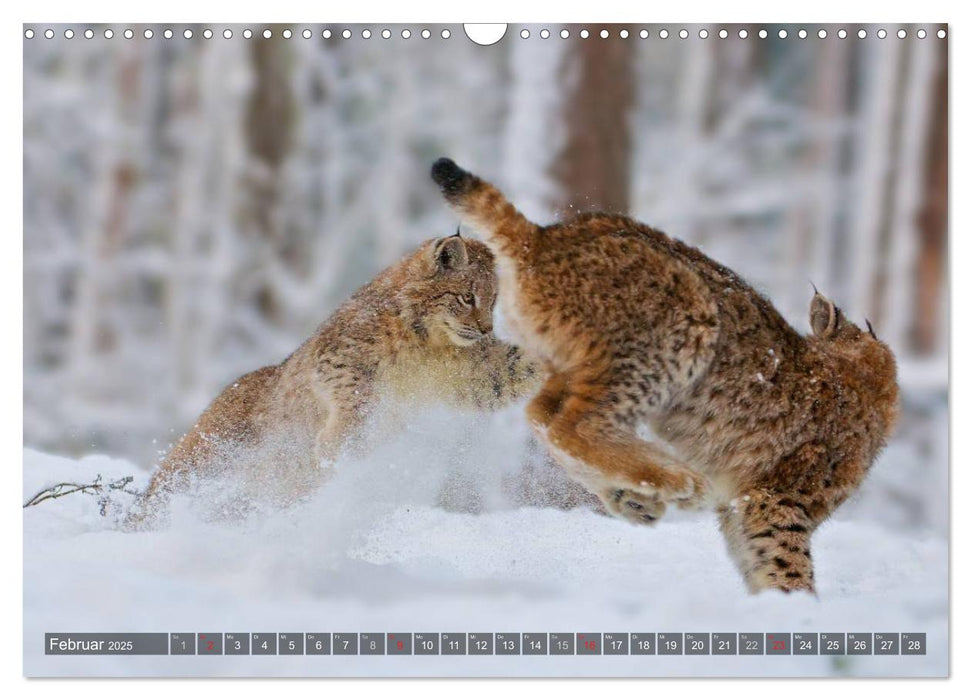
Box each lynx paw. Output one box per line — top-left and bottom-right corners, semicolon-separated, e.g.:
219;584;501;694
601;469;710;523
663;469;710;510
603;488;667;525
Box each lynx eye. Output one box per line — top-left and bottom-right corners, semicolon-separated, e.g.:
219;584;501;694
457;293;476;308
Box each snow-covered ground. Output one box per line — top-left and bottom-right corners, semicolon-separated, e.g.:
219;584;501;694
23;409;948;678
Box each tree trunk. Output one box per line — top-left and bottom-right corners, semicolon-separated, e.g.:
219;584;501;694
782;36;851;318
549;26;634;215
911;33;948;356
881;34;937;351
241;36;295;322
69;35;142;391
845;34;903;324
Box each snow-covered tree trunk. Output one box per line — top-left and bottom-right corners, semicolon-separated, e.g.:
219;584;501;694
373;40;414;267
68;35;142;397
166;43;207;414
784;36;852;317
240;36;295;325
644;27;714;243
845;30;903;325
881;36;937;353
502;28;566;223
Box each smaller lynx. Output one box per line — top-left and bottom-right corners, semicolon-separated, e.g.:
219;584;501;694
131;233;540;525
432;157;900;594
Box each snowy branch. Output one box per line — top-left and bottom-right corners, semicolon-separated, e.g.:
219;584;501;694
23;474;142;516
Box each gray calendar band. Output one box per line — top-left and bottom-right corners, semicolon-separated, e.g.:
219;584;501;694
46;633;169;655
43;631;928;656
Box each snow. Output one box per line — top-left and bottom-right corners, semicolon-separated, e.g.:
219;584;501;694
23;428;948;677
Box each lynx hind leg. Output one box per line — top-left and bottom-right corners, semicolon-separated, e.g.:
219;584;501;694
124;365;280;530
122;435;209;530
718;492;817;594
530;380;708;525
527;375;667;524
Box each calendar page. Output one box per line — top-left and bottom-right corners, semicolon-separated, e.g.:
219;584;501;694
22;20;949;678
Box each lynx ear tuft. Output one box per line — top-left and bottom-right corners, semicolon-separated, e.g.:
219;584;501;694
432;234;469;273
809;292;838;338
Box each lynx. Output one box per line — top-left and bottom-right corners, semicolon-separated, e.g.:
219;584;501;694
431;157;899;594
130;233;541;526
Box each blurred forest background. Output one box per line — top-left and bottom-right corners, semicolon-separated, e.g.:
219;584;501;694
23;24;948;532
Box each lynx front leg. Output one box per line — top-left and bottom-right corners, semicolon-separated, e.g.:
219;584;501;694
455;340;544;411
718;491;817;594
528;380;708;524
526;374;666;523
524;371;569;430
313;401;367;463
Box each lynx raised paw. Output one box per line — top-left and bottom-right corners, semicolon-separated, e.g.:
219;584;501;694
602;488;667;525
663;468;711;510
601;468;710;523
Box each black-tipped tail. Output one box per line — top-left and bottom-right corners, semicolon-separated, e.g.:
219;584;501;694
430;158;536;252
431;157;477;198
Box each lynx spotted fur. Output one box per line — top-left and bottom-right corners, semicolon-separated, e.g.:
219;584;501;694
432;157;899;594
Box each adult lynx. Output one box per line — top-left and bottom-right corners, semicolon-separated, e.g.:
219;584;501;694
432;157;899;594
130;233;540;526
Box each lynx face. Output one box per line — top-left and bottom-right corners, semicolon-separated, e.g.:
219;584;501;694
415;234;498;348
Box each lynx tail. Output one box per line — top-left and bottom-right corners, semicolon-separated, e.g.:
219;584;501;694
431;158;537;253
